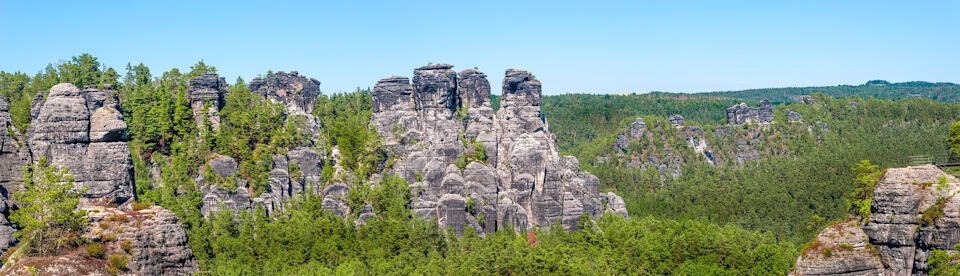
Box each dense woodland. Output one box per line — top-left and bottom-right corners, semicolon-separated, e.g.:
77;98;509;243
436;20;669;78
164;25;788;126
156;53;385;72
698;80;960;104
3;54;960;274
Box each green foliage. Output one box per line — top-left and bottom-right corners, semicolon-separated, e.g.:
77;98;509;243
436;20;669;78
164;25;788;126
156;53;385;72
107;253;128;274
950;122;960;162
928;243;960;276
85;243;105;259
313;89;381;177
0;53;121;131
10;158;88;257
850;160;882;220
558;94;960;244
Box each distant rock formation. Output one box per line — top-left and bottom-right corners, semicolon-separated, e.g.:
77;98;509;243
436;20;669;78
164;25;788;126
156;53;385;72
668;114;684;127
26;83;134;207
792;165;960;275
726;100;773;125
370;65;629;236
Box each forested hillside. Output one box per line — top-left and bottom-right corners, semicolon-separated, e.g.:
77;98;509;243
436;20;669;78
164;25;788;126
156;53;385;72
538;92;960;245
697;80;960;104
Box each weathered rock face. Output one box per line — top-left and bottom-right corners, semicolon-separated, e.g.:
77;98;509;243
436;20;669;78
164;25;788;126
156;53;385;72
370;66;629;236
248;71;323;144
791;220;887;276
1;206;199;276
249;71;321;116
188;73;228;130
0;96;25;254
26;83;134;206
726;99;774;125
793;165;960;275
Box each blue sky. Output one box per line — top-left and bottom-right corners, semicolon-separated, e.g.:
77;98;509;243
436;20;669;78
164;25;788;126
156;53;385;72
1;1;957;95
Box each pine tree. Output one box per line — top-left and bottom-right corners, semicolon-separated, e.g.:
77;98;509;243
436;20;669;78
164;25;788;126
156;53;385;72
173;87;196;138
10;158;87;257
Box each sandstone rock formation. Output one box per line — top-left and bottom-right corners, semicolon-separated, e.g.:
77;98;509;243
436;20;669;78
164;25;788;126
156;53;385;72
188;73;228;130
26;83;134;206
793;165;960;275
791;220;887;276
370;65;629;236
0;205;199;276
249;71;321;116
726;99;774;125
0;96;25;253
249;71;323;144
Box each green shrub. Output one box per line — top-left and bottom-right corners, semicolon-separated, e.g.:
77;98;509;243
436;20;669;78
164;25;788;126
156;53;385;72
85;243;105;259
132;201;153;212
107;254;128;274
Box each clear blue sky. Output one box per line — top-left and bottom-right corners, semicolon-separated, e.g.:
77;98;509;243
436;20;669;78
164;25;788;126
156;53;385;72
1;1;957;95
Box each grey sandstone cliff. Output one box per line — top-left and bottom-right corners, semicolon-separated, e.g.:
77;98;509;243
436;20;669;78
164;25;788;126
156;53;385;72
370;65;629;236
188;73;228;130
26;83;134;206
0;96;27;253
792;165;960;275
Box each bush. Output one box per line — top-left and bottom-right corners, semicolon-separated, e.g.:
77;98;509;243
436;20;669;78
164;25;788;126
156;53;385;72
103;233;118;242
121;240;132;253
107;254;128;274
85;243;105;259
132;201;153;211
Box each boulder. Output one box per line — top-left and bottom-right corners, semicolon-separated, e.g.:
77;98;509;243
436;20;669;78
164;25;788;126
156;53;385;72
790;220;887;276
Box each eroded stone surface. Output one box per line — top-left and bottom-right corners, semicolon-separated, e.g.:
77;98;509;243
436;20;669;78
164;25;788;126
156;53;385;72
370;66;629;236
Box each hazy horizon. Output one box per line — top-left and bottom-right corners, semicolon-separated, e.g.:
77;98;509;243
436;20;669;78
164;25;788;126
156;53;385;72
1;0;957;95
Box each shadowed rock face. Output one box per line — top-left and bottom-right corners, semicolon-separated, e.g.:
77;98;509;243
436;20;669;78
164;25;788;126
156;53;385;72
792;165;960;275
370;65;629;236
188;73;228;130
26;83;134;207
0;96;27;254
249;71;321;115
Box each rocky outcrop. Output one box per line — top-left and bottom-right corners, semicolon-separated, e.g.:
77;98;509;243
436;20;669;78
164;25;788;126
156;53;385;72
26;83;134;206
187;73;228;130
370;65;628;236
668;114;684;127
248;71;323;145
726;99;774;125
249;71;321;116
1;206;199;276
793;165;960;275
198;148;326;217
791;220;887;276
